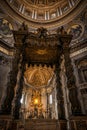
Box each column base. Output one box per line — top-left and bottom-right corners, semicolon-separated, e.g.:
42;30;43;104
69;116;87;130
0;115;13;130
0;115;24;130
58;119;67;130
0;110;11;115
11;119;24;130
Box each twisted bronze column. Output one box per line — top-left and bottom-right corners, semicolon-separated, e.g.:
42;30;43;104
55;61;66;119
62;36;82;115
12;54;25;119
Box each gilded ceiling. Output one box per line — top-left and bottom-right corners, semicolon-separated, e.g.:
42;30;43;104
24;65;54;89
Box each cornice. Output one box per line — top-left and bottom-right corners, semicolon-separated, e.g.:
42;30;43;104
0;39;14;56
70;39;87;53
70;47;87;58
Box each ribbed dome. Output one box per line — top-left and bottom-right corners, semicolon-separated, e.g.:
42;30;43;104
6;0;81;26
26;0;59;6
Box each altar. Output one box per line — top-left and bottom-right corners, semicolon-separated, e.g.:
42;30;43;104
25;119;57;130
24;119;67;130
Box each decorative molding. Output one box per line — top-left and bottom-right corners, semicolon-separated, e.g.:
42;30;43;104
0;39;14;56
0;46;14;56
70;47;87;58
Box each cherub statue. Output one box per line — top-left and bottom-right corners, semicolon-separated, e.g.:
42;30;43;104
57;26;67;35
37;27;47;38
19;22;28;31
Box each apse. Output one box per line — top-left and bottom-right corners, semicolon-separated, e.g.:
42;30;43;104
20;65;58;120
